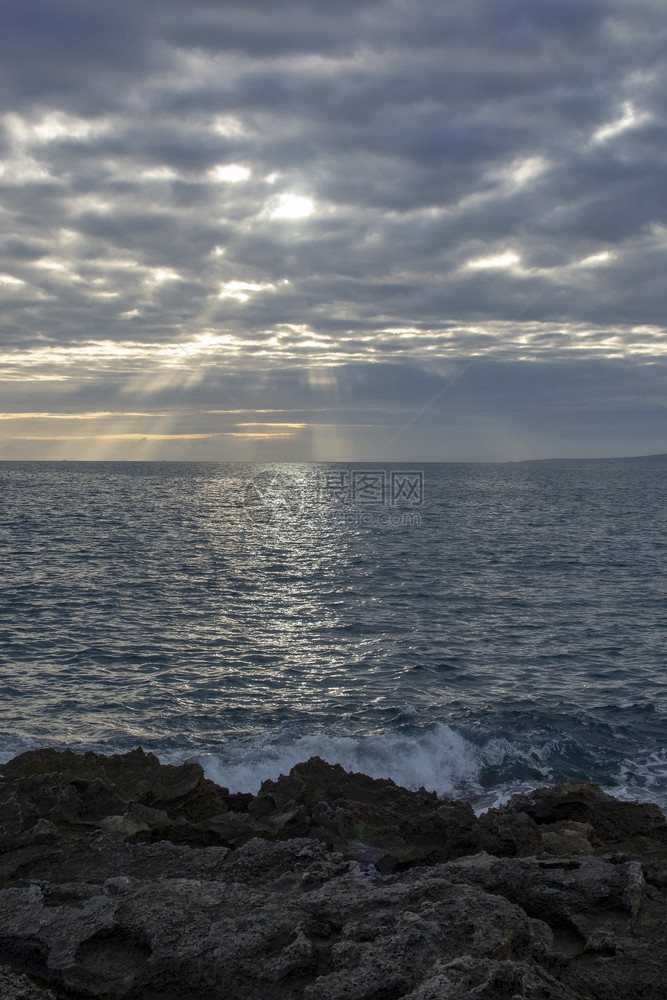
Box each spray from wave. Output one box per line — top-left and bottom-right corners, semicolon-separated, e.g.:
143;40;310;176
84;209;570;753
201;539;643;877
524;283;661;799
2;721;665;815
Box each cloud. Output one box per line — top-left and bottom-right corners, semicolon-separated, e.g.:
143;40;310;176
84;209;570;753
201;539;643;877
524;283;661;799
1;0;666;459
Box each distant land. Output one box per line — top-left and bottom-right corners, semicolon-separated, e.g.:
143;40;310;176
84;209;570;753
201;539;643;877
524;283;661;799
518;453;667;464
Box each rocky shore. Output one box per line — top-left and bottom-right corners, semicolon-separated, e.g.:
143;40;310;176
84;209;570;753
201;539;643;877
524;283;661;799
1;748;666;999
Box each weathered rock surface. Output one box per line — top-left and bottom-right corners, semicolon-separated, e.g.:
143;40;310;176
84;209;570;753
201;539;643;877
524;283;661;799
495;781;667;853
0;747;231;848
0;964;56;1000
1;749;666;999
248;756;478;870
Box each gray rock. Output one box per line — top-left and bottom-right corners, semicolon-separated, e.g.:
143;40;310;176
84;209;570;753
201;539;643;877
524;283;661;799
251;756;478;869
2;750;667;999
475;807;540;857
0;852;556;999
496;781;667;849
1;837;663;999
0;747;231;845
0;965;56;1000
402;956;583;999
438;853;646;953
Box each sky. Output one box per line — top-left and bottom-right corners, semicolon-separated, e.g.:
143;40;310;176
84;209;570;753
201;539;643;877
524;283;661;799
1;0;666;462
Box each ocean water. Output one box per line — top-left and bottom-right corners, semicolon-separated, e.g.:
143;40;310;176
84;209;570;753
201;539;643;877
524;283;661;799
1;460;666;814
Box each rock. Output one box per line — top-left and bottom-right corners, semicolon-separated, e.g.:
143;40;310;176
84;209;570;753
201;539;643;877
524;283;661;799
0;747;231;847
99;814;151;842
539;821;599;856
440;853;646;952
401;956;583;999
475;808;540;857
3;835;663;1000
0;844;556;1000
251;756;478;870
2;750;667;998
497;781;667;851
0;964;56;1000
4;751;665;866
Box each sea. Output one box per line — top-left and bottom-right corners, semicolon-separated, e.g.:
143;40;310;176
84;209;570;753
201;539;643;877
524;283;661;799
1;460;666;815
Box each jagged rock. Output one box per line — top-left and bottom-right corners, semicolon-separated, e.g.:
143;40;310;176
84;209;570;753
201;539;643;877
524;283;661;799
475;808;540;857
99;813;152;842
2;750;667;998
0;747;231;847
2;835;665;1000
401;956;583;999
0;964;56;1000
4;751;665;866
539;821;599;856
497;781;667;850
0;841;558;1000
251;756;478;870
439;853;646;953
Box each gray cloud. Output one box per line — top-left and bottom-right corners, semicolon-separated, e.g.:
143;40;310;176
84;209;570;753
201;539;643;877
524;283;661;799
1;0;666;459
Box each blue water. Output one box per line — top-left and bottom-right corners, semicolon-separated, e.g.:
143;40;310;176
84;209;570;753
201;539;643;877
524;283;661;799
1;460;666;813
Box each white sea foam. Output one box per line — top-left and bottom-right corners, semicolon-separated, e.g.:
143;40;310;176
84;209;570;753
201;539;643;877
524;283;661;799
606;749;667;810
195;723;483;798
479;735;559;776
2;724;665;817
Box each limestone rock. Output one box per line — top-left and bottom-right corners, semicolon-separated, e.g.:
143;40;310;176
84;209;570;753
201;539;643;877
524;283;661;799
475;807;540;857
0;747;230;847
251;756;478;869
498;781;667;850
539;820;599;856
401;956;583;999
0;845;557;1000
0;964;56;1000
2;750;667;998
439;853;646;952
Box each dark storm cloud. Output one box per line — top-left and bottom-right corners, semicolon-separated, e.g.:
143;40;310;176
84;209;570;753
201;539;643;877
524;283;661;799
1;0;666;458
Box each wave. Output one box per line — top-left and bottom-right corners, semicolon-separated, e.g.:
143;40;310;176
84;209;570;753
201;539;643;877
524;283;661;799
2;722;666;816
195;724;481;799
192;722;667;816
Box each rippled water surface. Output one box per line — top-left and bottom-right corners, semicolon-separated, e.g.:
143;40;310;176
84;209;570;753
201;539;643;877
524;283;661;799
1;460;666;810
